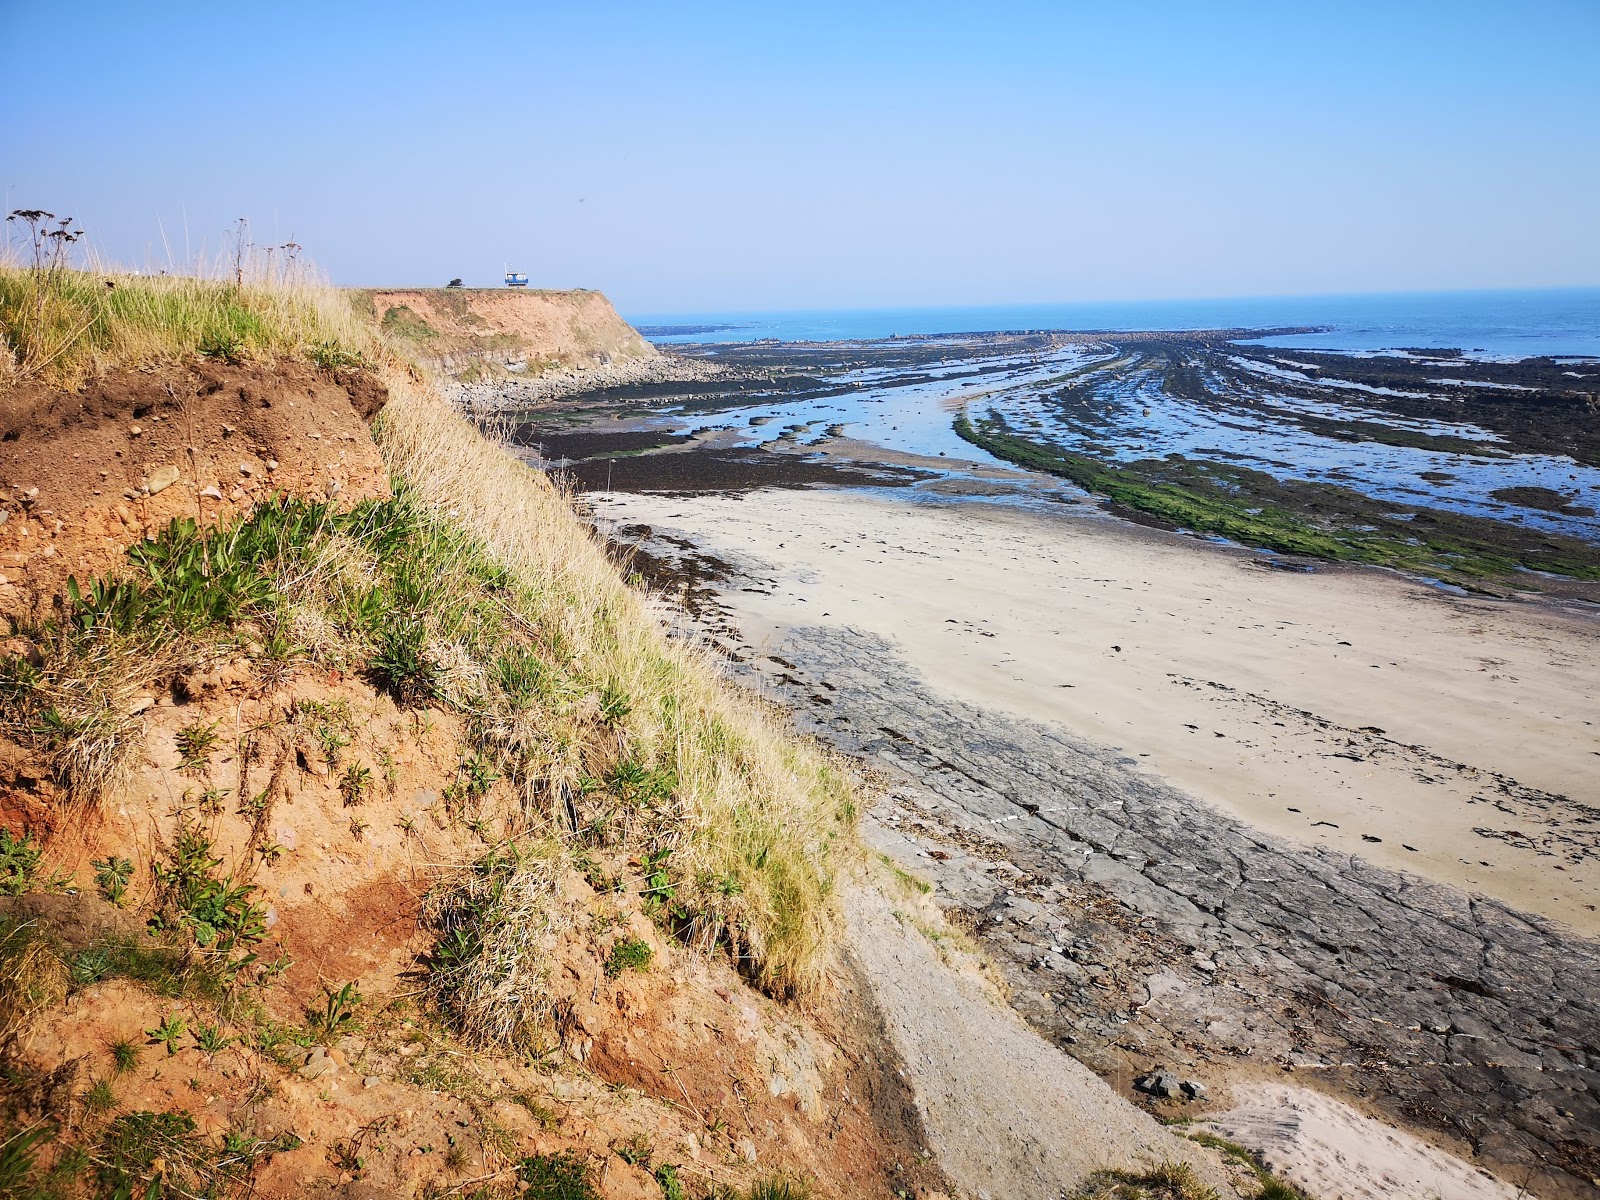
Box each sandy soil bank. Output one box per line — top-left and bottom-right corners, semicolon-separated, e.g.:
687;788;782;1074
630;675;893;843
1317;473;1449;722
597;488;1600;934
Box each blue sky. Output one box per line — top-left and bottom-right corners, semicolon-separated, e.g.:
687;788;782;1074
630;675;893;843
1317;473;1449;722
2;1;1596;311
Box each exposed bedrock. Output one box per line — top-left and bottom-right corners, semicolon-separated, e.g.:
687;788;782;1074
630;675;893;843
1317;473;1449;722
752;625;1600;1198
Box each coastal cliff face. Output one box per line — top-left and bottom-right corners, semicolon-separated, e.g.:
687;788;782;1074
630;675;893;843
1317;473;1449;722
355;287;658;380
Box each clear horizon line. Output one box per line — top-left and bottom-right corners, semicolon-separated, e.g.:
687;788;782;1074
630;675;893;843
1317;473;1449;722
623;282;1600;319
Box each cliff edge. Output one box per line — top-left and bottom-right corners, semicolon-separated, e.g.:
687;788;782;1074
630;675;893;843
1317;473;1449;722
355;287;657;380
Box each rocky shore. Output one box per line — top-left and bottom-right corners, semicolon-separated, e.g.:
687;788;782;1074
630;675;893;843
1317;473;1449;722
596;493;1600;1200
452;351;740;411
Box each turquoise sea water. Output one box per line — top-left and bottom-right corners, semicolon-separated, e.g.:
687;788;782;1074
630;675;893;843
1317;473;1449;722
630;288;1600;359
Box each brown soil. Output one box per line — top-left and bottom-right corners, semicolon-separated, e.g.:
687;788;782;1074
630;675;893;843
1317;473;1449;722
0;361;391;625
2;659;944;1198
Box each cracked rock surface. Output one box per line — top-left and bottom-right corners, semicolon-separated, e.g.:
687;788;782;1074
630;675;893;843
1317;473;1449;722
748;625;1599;1198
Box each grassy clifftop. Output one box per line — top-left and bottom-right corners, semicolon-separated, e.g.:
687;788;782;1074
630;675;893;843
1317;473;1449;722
0;263;873;1196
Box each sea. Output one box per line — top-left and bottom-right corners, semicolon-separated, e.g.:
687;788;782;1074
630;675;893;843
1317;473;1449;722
629;287;1600;359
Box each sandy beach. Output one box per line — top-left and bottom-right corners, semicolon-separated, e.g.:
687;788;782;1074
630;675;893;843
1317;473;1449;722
597;487;1600;934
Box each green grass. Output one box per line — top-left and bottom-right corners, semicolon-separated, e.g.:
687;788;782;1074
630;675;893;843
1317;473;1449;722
710;1178;815;1200
1071;1160;1219;1200
379;303;439;343
518;1149;597;1200
89;1109;299;1198
603;936;653;979
1184;1131;1314;1200
0;262;379;391
109;1039;140;1076
0;1123;63;1200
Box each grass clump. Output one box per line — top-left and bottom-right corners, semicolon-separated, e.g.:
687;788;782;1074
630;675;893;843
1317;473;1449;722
1184;1131;1312;1200
378;374;858;1002
108;1039;140;1076
1072;1160;1219;1200
424;842;569;1047
518;1150;597;1200
0;919;68;1044
710;1177;814;1200
603;936;653;979
90;1109;297;1198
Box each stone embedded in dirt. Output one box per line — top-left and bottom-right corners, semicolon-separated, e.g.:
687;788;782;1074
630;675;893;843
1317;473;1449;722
199;485;223;501
1180;1079;1208;1101
1134;1069;1183;1099
300;1047;335;1080
239;462;254;476
129;424;142;436
146;465;181;494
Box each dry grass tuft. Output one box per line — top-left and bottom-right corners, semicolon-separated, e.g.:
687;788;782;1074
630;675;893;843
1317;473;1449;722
0;919;69;1044
376;371;858;999
423;839;572;1046
1072;1160;1222;1200
0;629;168;807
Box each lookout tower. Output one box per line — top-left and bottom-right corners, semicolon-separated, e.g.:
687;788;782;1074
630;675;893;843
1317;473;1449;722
504;271;529;288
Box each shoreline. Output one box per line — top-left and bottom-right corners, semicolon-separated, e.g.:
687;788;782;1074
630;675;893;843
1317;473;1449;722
599;487;1600;931
588;481;1600;1196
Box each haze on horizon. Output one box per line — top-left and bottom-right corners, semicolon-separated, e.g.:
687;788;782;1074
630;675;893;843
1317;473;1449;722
2;0;1597;314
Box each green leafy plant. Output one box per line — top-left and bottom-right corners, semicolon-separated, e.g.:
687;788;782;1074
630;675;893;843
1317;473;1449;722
339;762;373;806
91;856;134;906
174;720;221;775
599;682;632;727
308;981;362;1041
192;1022;236;1056
0;829;47;896
654;1163;686;1200
146;1015;186;1056
614;1134;651;1167
640;847;677;911
150;822;266;954
307;339;364;370
604;937;653;979
293;698;355;765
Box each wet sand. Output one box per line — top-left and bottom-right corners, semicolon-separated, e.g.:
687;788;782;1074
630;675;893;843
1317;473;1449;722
596;487;1600;934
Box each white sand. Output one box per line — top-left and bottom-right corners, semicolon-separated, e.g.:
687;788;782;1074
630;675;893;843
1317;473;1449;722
598;488;1600;933
1205;1084;1527;1200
